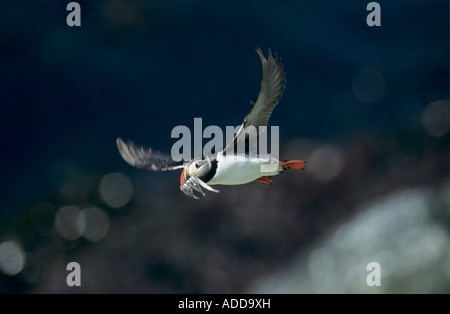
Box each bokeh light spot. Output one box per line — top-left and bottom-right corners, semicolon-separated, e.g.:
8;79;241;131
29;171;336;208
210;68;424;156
352;67;386;103
0;241;26;276
421;99;450;137
54;206;83;241
99;172;133;208
308;145;344;183
80;206;110;242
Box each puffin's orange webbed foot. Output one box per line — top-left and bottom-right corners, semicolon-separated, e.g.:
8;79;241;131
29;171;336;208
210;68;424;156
255;176;273;184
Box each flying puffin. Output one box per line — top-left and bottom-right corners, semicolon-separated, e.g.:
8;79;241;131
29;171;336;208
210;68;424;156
116;48;305;199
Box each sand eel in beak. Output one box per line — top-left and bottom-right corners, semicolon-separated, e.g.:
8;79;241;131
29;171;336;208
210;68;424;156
117;48;305;199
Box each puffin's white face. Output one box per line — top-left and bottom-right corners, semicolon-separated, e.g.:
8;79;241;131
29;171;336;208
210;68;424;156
188;159;211;178
180;157;220;199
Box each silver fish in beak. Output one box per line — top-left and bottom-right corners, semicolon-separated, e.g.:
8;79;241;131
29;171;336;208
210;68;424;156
180;166;219;199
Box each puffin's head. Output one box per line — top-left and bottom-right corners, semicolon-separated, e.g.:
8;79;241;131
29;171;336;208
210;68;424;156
187;159;212;178
180;156;212;187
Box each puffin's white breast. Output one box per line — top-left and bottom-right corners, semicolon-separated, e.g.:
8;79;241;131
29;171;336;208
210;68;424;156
207;153;280;185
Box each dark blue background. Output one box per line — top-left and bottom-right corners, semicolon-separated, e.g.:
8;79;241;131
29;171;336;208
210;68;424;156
0;0;448;293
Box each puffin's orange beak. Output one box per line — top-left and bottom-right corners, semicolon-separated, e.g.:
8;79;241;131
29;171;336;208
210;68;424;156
180;166;189;187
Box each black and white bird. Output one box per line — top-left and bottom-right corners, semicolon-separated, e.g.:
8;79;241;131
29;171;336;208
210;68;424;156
116;48;305;199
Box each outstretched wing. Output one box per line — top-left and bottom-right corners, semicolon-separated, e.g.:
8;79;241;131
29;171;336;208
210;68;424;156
223;48;286;155
116;138;185;171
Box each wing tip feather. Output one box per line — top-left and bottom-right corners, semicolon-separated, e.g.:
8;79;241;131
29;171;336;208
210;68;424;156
116;137;137;167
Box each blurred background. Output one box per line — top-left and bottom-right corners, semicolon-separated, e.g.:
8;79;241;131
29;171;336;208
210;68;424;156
0;0;448;293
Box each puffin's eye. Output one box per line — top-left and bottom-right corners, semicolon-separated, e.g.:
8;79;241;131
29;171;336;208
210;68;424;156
195;163;200;169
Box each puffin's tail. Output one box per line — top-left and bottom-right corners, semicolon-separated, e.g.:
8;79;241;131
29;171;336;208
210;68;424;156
254;160;305;185
279;160;305;170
